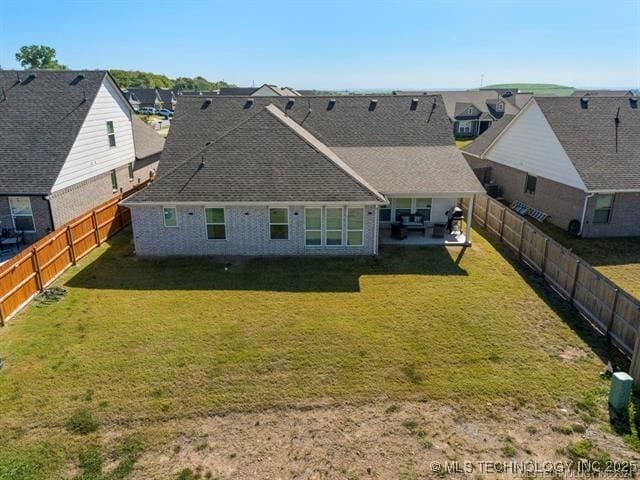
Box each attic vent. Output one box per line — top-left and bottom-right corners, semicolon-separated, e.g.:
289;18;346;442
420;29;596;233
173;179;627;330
244;98;254;109
201;98;212;109
410;98;419;111
580;97;589;109
285;98;295;109
327;98;336;110
70;74;85;86
368;99;378;111
630;97;638;109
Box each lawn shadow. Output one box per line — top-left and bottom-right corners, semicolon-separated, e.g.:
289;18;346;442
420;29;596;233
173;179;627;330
474;227;629;368
65;229;468;293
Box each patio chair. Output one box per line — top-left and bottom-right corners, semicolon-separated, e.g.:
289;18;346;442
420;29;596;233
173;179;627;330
0;228;25;251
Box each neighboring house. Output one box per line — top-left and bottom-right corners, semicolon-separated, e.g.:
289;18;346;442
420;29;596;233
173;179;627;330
157;89;177;110
0;70;165;243
123;95;483;256
121;90;141;111
127;88;163;109
218;84;301;96
462;96;640;237
394;89;532;139
571;90;635;97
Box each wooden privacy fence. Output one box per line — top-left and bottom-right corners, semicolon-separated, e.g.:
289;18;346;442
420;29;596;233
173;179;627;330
466;194;640;381
0;183;147;325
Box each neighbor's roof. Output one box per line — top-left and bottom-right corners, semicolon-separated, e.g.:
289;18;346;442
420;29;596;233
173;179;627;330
126;105;385;204
131;115;165;161
218;87;258;96
570;90;634;97
536;96;640;191
128;88;161;104
0;70;109;195
425;90;523;120
462;114;516;157
156;89;175;105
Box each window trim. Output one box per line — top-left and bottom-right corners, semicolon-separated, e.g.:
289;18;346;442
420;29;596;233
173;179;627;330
524;173;537;194
268;207;289;240
8;196;36;233
304;207;323;247
162;206;178;228
110;169;118;193
346;206;365;247
204;207;226;240
325;207;344;247
392;197;432;222
593;194;614;224
106;120;116;147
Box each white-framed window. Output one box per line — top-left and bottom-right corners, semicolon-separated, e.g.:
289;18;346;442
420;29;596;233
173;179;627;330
106;121;116;147
110;169;118;192
128;163;134;182
304;207;322;246
163;206;177;227
8;196;35;232
593;194;614;224
379;203;391;222
269;207;289;240
205;207;226;239
346;207;364;246
394;198;412;221
525;174;537;194
458;120;472;133
414;198;432;221
496;102;504;112
325;207;344;246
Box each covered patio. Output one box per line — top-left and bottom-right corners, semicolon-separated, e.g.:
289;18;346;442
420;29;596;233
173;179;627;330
380;228;467;246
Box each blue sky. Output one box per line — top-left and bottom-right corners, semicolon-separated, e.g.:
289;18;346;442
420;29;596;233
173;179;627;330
1;0;639;90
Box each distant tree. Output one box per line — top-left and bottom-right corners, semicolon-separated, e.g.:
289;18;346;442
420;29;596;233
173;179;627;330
15;45;68;70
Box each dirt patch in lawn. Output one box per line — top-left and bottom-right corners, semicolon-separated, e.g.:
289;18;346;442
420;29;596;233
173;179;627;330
128;401;639;479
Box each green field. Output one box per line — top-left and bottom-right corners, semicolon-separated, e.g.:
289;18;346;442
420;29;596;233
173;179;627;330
483;83;574;96
0;228;629;478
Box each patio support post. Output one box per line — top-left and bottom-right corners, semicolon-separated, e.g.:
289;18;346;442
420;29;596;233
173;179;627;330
465;195;474;245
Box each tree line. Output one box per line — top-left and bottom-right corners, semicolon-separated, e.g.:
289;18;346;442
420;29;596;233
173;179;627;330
8;45;234;91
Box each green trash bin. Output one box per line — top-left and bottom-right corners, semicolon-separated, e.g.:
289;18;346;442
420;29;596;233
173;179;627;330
609;372;633;410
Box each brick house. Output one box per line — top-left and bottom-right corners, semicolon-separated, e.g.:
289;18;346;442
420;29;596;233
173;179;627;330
123;95;483;256
0;70;164;243
463;96;640;237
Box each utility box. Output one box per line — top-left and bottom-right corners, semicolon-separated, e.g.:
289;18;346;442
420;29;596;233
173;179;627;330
609;372;634;410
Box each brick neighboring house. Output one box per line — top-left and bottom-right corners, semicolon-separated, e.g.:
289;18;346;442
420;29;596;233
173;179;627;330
393;89;532;139
462;96;640;238
0;70;165;243
123;95;483;256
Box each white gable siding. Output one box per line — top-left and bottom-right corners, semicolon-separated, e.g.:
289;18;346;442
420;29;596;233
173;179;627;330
51;76;135;192
485;101;587;191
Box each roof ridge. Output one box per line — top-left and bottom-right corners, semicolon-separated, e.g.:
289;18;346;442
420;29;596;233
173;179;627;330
263;104;386;203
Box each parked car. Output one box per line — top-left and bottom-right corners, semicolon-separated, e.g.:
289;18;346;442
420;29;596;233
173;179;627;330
157;109;174;118
138;107;157;115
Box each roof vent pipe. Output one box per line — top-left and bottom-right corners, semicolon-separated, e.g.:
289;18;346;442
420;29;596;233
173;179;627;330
327;98;336;110
580;97;589;109
368;99;378;111
630;97;638;109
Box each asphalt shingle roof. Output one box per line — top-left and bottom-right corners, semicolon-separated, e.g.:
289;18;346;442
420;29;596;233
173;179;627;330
571;90;634;97
127;105;384;204
0;70;107;195
536;97;640;191
131;115;165;160
128;88;160;104
156;89;175;106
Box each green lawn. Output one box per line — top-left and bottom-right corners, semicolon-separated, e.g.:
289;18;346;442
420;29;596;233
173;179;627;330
0;228;623;478
532;221;640;299
482;83;574;96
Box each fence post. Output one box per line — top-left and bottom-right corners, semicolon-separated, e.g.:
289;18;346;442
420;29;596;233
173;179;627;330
92;210;101;246
570;260;581;305
66;226;77;265
541;238;549;276
0;302;5;327
499;207;506;241
31;247;43;292
517;220;525;259
483;197;490;228
606;289;620;337
629;327;640;386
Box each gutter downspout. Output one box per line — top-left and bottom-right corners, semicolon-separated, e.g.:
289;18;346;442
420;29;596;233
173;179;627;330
578;192;595;236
